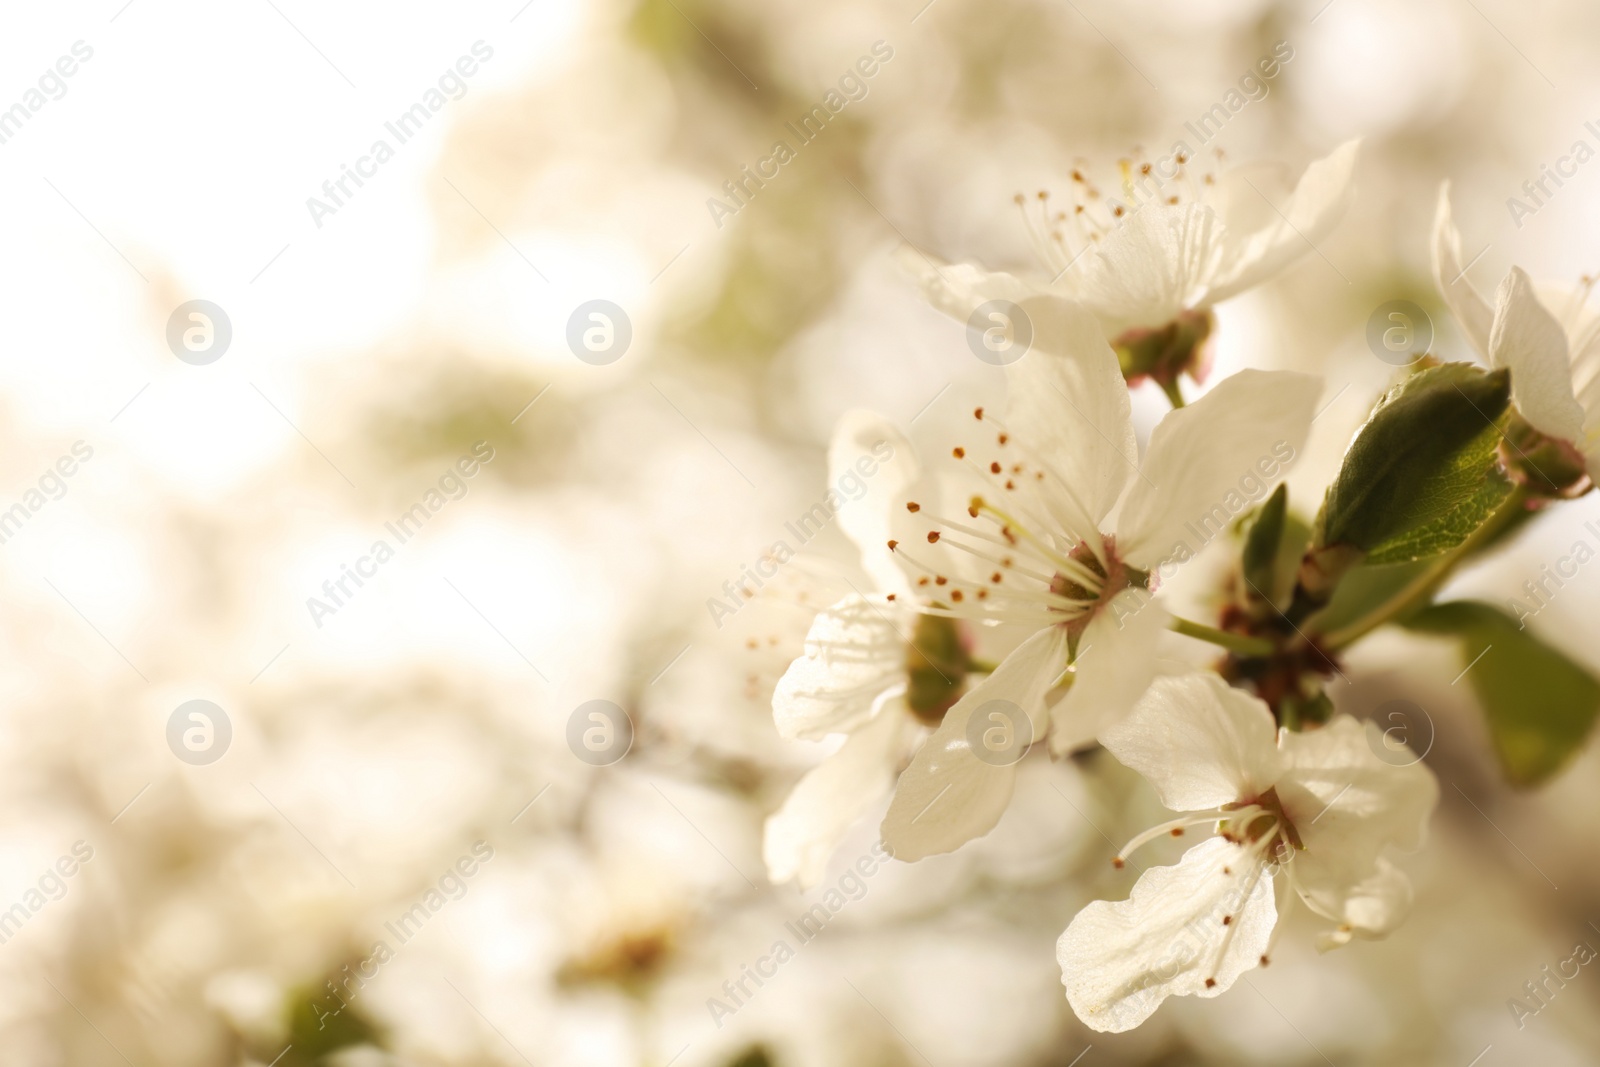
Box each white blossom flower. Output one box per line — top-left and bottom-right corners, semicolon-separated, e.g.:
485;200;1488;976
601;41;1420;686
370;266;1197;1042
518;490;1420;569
1434;183;1600;484
1057;673;1437;1033
878;297;1322;861
905;141;1360;370
765;410;980;888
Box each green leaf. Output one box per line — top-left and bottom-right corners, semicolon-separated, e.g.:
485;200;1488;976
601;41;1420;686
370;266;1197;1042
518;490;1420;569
1405;601;1600;786
1317;363;1511;556
1364;423;1513;564
1241;483;1288;600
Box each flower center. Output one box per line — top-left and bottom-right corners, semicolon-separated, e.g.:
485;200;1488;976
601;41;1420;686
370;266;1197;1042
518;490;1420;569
904;614;973;726
1015;150;1222;278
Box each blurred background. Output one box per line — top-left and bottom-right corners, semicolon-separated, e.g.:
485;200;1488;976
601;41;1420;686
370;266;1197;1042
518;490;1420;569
2;0;1598;1063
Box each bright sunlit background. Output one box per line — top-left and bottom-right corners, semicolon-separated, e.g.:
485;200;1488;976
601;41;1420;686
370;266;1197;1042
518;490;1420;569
3;0;1599;1064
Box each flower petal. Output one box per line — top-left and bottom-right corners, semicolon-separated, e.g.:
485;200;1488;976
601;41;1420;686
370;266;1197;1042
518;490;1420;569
763;700;908;888
1101;674;1284;813
1075;204;1223;334
1004;296;1138;535
1114;369;1321;571
828;410;920;596
1489;267;1587;444
1049;588;1168;755
1431;182;1493;356
880;625;1067;861
1275;717;1437;927
1057;836;1277;1033
773;594;907;741
1204;140;1361;305
1311;857;1414;952
896;247;1035;324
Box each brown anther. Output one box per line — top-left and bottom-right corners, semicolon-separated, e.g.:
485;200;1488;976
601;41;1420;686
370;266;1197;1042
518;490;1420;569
1001;557;1013;567
1071;169;1085;182
1139;163;1152;175
1259;955;1270;967
952;447;966;459
1005;480;1015;490
1222;916;1232;926
887;539;899;551
918;577;930;586
1013;192;1025;205
745;638;758;649
974;407;984;419
976;589;988;599
906;502;921;512
951;590;964;602
990;572;1002;583
1205;978;1217;989
1176;153;1188;164
1111;857;1125;869
934;576;948;586
1112;205;1126;217
990;462;1002;474
886;593;897;601
1167;196;1179;204
1036;190;1048;200
1170;828;1184;837
927;531;941;544
1223;866;1232;875
998;433;1009;445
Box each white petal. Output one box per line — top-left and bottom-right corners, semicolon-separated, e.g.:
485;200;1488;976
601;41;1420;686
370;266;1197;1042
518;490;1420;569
1488;268;1587;444
1004;296;1138;534
1115;369;1322;571
1101;674;1284;813
1076;204;1222;335
1275;717;1438;918
763;702;908;888
1057;836;1277;1033
1431;182;1493;356
1205;140;1361;305
1311;857;1414;952
896;246;1035;324
1049;588;1168;755
773;594;907;741
828;410;920;595
880;626;1067;861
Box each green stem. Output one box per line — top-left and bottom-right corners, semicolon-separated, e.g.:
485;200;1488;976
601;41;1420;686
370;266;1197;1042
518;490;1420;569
1170;616;1274;658
1320;484;1531;650
1159;377;1187;409
968;657;1001;674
